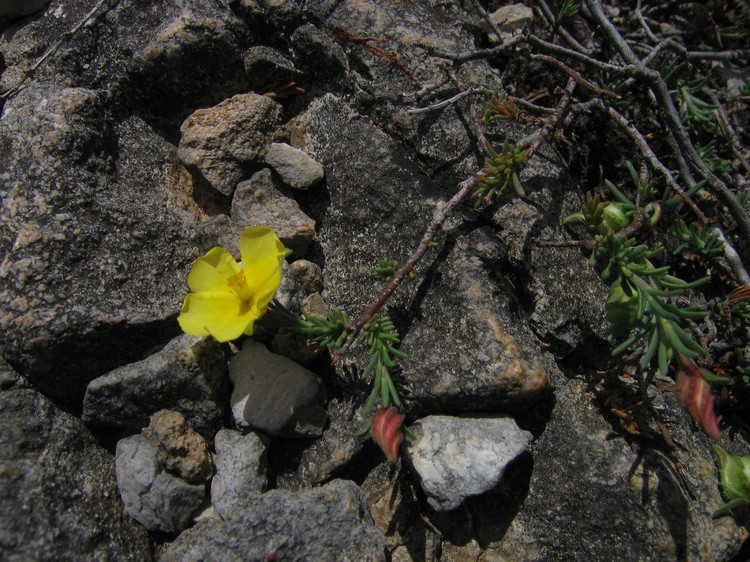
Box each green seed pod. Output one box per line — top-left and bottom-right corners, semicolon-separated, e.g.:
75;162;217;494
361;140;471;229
714;445;750;502
606;278;640;330
601;202;631;233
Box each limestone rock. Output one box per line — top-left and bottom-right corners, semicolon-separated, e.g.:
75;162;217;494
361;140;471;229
115;435;207;534
228;339;328;437
264;142;325;190
161;480;386;561
211;429;268;519
405;415;533;511
230;168;316;257
143;410;213;484
82;335;230;440
177;93;283;195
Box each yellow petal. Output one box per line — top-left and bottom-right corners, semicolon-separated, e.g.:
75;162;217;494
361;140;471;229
238;226;286;295
177;292;261;342
187;247;240;293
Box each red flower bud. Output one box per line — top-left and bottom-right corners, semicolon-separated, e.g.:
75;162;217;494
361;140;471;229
370;407;405;463
675;353;720;439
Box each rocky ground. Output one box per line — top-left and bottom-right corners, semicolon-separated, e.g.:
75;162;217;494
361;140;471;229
1;0;750;560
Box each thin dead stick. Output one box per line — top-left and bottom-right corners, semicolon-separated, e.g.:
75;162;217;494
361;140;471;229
405;87;484;114
2;0;114;100
331;176;480;364
704;89;750;176
431;34;526;63
519;76;577;158
530;53;619;98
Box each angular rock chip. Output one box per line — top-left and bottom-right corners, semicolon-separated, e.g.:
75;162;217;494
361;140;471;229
405;415;532;511
264;142;325;190
83;334;230;440
228;339;327;437
115;434;206;534
161;480;386;561
231;168;316;257
177;93;282;195
211;429;268;519
143;409;213;484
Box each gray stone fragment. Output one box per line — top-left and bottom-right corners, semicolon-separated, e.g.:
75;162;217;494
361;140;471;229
231;168;316;257
143;410;213;484
289;259;324;295
161;480;386;561
243;46;303;89
491;151;610;361
264;142;325;190
289;93;439;315
0;379;152;562
83;335;230;440
291;23;349;77
211;429;268;519
405;415;533;511
177;93;283;195
115;435;207;534
228;339;327;437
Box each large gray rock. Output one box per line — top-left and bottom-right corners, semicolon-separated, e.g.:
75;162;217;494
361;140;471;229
83;334;230;440
229;339;328;437
0;96;201;407
161;480;387;561
211;429;268;519
115;434;207;534
405;415;533;511
0;366;151;562
399;227;552;415
288;93;441;317
490;147;611;362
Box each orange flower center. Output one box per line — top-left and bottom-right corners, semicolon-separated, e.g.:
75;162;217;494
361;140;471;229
227;270;254;303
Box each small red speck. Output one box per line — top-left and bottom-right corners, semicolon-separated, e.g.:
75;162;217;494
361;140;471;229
265;552;277;562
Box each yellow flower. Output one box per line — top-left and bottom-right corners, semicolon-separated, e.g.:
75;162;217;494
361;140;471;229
178;226;287;342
